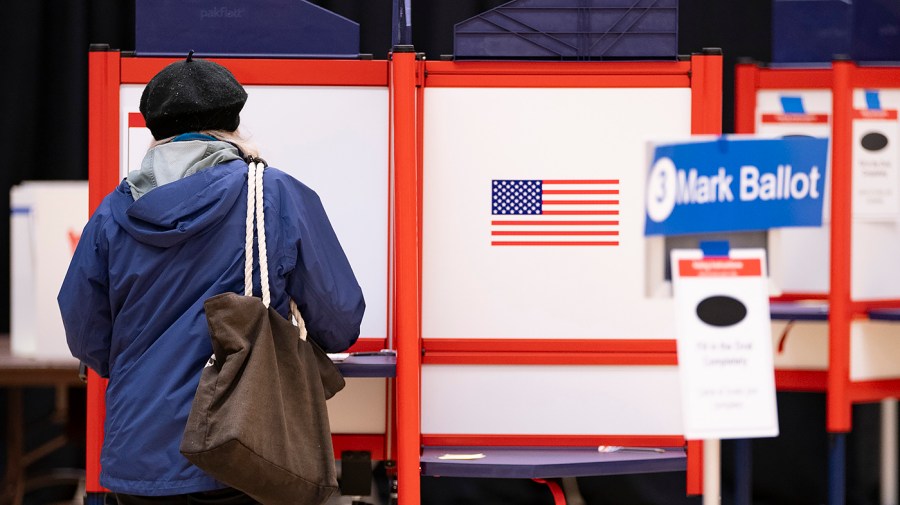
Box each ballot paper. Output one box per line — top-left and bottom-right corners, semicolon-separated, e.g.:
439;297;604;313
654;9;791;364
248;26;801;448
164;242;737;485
438;453;486;461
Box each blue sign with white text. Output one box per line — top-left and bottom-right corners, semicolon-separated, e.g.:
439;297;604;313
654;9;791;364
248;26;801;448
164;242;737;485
644;136;829;236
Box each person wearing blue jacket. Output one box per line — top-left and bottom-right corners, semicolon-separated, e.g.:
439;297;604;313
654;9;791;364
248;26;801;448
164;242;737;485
58;55;365;504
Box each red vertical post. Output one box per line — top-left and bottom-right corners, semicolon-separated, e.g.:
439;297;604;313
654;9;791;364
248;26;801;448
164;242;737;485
828;59;854;433
685;440;704;496
685;50;723;497
734;62;759;134
88;46;121;213
691;49;724;136
416;59;426;287
391;46;422;505
86;45;120;493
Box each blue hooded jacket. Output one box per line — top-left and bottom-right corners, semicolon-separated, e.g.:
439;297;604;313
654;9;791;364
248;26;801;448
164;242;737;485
58;157;365;495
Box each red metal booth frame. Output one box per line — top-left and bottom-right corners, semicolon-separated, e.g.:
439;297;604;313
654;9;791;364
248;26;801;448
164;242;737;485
735;61;900;433
393;52;723;504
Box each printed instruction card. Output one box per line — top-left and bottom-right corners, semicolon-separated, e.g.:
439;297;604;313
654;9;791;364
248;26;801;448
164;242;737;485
671;248;779;440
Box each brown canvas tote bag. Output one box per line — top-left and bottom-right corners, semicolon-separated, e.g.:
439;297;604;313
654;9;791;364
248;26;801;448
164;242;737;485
180;161;345;505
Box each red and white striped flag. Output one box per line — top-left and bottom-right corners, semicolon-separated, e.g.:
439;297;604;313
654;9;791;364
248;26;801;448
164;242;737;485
490;179;620;246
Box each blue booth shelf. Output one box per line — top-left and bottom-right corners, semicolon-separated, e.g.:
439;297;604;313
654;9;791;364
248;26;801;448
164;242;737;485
769;303;900;322
333;353;396;378
770;301;830;321
453;0;678;61
135;0;360;58
867;309;900;322
421;446;686;479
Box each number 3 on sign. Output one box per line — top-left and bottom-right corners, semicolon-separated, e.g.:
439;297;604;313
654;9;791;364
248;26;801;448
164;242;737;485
646;156;677;223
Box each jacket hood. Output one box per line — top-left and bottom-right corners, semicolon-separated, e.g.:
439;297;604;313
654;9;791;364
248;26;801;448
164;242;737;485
111;159;247;248
128;140;242;200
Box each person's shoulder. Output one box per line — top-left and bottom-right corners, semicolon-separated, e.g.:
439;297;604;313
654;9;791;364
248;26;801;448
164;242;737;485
79;180;130;242
95;179;132;219
263;167;317;195
262;166;292;181
263;166;295;182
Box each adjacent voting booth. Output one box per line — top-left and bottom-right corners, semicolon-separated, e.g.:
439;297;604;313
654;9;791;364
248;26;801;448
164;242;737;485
735;60;900;418
10;182;87;361
735;60;900;504
87;49;392;501
390;52;724;504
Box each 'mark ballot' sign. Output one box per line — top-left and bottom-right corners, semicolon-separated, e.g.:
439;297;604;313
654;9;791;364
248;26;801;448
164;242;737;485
644;136;829;236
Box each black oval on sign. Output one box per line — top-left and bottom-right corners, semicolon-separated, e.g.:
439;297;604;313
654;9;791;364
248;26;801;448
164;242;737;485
861;132;888;151
696;296;747;327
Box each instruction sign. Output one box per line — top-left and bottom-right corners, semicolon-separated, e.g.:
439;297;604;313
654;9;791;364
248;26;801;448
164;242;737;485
645;136;829;236
758;93;831;138
852;90;900;220
671;248;779;440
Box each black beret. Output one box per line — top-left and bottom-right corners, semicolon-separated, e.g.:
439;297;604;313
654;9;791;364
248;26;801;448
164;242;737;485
140;54;248;140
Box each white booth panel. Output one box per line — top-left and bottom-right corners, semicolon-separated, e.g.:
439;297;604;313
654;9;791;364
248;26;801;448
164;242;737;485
11;182;88;360
757;90;833;297
327;378;387;434
762;88;900;300
853;222;900;299
755;89;833;138
771;321;829;371
771;222;900;301
768;227;831;295
421;365;683;435
120;84;389;340
851;321;900;381
771;320;900;380
771;320;900;379
422;87;691;340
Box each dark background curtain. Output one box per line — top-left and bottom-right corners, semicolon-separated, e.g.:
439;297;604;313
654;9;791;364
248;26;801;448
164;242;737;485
0;1;882;504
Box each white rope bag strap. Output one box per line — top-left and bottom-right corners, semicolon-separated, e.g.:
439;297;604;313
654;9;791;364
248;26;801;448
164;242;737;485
245;160;308;341
291;299;309;342
244;160;270;306
244;162;257;299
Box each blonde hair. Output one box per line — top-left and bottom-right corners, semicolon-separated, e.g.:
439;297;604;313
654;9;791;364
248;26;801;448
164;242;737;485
148;128;260;159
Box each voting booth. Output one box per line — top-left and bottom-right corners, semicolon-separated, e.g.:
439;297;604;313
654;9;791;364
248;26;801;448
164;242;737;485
385;52;725;503
87;49;392;500
86;3;396;498
10;182;88;361
735;61;900;420
735;60;900;504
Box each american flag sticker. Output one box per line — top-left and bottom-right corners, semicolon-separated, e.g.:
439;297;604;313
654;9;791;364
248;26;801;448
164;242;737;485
491;179;620;246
